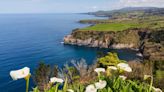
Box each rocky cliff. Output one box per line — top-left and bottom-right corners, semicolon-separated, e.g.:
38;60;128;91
64;31;112;48
140;30;164;61
64;29;164;61
64;29;141;49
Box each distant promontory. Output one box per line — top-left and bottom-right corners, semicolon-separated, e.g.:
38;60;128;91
64;7;164;61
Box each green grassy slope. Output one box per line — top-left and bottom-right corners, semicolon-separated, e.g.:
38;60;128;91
81;23;140;31
79;16;164;32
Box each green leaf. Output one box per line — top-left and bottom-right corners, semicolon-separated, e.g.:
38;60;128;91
63;77;68;92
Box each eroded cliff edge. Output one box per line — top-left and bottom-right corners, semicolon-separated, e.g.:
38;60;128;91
64;29;164;61
64;28;144;49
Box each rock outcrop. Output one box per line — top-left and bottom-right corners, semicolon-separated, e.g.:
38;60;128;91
64;28;164;61
111;44;135;49
64;29;141;49
143;42;164;60
64;34;110;48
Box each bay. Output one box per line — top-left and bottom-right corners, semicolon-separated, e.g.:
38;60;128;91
0;14;139;92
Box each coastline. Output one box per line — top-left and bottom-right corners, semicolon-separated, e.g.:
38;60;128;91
63;19;164;61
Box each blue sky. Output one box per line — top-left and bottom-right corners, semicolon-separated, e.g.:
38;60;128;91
0;0;164;13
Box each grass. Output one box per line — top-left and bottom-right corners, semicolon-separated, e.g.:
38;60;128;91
80;23;140;31
79;16;164;32
155;70;164;79
32;53;163;92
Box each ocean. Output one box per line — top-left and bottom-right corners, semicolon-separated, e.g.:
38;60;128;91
0;14;139;92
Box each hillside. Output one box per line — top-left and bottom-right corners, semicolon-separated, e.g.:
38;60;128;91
64;7;164;61
88;7;164;18
79;16;164;31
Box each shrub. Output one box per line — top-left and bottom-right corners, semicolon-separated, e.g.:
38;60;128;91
98;52;125;67
31;53;162;92
33;62;51;91
126;61;152;80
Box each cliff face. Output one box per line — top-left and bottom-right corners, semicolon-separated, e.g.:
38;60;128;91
64;34;110;48
143;42;164;60
140;30;164;61
64;29;141;49
64;31;112;48
64;29;164;61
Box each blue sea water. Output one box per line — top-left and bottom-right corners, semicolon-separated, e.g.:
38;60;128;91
0;14;139;92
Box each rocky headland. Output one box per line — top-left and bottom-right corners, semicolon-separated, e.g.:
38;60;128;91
64;29;140;49
64;7;164;61
64;28;164;61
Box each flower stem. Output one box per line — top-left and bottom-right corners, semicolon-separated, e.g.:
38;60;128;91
25;74;30;92
98;72;100;80
26;77;29;92
55;83;59;92
149;76;153;92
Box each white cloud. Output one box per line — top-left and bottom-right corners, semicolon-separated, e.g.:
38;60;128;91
119;0;164;7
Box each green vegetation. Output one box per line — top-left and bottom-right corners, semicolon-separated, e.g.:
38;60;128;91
78;16;164;32
81;23;140;31
98;52;125;66
79;7;164;32
88;7;164;18
31;53;163;92
33;77;153;92
155;70;164;79
33;62;51;91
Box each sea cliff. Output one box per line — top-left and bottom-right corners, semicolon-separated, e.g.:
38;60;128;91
64;29;141;49
64;29;164;61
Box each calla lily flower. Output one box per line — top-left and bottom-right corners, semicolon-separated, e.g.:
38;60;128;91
144;75;152;80
108;66;117;70
10;67;31;92
95;80;107;89
10;67;30;80
85;84;97;92
94;68;105;73
152;87;162;92
144;74;153;91
67;89;74;92
117;63;132;72
119;75;127;80
50;77;64;83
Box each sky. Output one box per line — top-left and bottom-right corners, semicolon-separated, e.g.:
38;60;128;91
0;0;164;13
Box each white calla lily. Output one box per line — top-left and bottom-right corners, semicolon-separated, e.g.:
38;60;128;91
10;67;30;80
95;80;107;89
94;68;105;73
152;87;162;92
119;75;127;80
85;84;97;92
50;77;64;83
117;63;132;72
108;66;117;70
67;89;74;92
10;67;31;92
144;75;152;80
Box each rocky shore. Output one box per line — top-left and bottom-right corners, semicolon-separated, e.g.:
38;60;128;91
64;34;110;48
64;29;164;61
64;34;136;49
64;29;141;49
